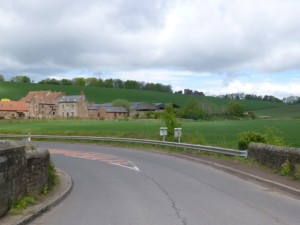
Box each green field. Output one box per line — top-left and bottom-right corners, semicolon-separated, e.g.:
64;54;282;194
1;119;299;149
0;81;285;110
1;81;299;149
253;104;300;119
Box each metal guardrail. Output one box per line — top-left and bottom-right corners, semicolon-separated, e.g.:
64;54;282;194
0;134;248;158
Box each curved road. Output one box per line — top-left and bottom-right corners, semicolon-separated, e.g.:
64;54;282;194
32;142;300;225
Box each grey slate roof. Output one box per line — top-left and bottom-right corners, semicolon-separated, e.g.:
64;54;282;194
59;95;82;103
130;102;156;111
102;106;128;113
88;104;101;110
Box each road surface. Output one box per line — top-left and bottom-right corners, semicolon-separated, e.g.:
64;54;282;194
32;142;300;225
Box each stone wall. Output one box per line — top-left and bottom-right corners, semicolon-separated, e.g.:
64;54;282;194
26;148;50;195
248;143;300;171
0;141;49;218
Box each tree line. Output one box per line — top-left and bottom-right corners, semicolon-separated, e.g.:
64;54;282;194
0;74;32;83
1;74;299;103
38;77;173;93
0;74;172;93
217;93;283;103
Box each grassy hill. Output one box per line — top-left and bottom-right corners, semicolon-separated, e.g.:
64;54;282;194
253;104;300;119
0;81;285;111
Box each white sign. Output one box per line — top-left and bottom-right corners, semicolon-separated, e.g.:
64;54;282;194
160;127;168;136
174;128;182;143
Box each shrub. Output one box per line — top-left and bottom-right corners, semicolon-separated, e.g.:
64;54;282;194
280;160;293;176
294;164;300;179
182;99;204;120
42;160;59;194
10;195;37;214
162;104;180;136
238;131;267;150
225;101;245;118
188;132;207;145
153;111;161;119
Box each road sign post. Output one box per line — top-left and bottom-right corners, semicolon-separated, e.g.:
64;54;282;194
160;127;168;142
174;128;182;143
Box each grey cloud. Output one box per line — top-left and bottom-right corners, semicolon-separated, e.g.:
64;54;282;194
109;0;170;31
1;0;300;82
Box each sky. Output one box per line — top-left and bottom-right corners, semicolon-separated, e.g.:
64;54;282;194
0;0;300;99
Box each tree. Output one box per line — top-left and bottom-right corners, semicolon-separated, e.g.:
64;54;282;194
124;80;140;89
39;78;60;84
113;79;124;88
162;104;180;136
72;77;86;86
112;99;130;111
10;75;31;83
61;79;72;85
86;77;98;86
0;74;4;82
103;79;114;88
183;99;204;120
225;101;245;117
97;78;104;87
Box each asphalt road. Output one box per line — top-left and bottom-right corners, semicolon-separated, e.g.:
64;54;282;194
32;142;300;225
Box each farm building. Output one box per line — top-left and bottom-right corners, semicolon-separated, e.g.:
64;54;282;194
98;106;129;120
130;102;156;116
20;91;65;118
58;92;88;118
0;100;28;119
88;103;101;119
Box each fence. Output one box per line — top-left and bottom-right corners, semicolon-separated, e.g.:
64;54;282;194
0;134;248;158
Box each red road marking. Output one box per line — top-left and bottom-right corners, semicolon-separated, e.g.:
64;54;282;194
49;149;140;171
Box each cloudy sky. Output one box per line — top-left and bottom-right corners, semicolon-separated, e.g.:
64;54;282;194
1;0;300;98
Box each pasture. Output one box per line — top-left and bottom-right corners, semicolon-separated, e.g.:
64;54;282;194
0;119;299;149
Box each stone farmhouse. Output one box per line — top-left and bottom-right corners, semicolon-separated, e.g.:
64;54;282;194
20;91;65;118
58;92;88;118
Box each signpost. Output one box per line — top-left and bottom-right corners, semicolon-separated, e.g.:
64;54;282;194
174;128;182;143
160;127;168;141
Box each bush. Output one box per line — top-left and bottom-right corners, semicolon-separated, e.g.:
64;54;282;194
238;131;267;150
225;101;245;118
280;160;293;176
294;164;300;179
187;132;207;145
162;104;180;136
42;160;58;194
10;195;37;214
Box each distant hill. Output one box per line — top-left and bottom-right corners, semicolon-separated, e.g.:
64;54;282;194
0;81;285;111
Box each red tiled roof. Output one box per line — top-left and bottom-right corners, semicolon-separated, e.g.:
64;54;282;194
20;91;65;103
0;101;29;111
